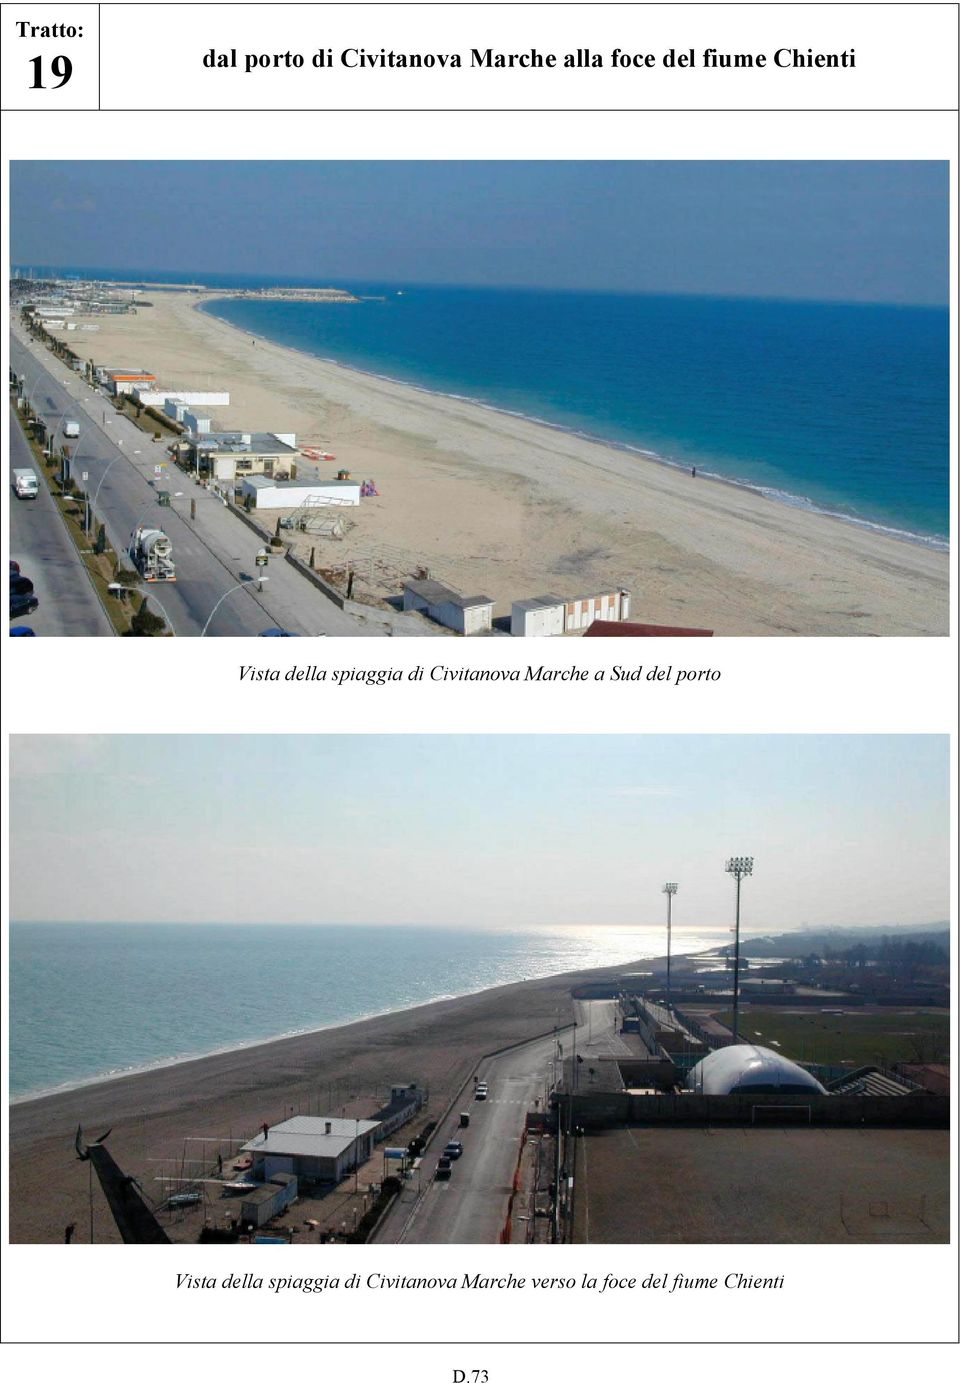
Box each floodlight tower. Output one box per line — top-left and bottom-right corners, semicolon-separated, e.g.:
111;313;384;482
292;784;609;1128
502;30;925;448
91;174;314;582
724;857;754;1043
662;884;678;1010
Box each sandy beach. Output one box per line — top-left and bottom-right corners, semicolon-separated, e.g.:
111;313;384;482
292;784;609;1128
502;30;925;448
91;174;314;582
9;956;639;1244
41;292;948;635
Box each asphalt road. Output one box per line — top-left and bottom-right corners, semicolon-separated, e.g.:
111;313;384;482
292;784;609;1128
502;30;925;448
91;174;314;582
8;408;114;636
377;1028;560;1245
10;332;407;636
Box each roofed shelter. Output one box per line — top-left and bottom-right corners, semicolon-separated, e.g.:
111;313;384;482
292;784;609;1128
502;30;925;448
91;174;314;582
241;1115;379;1184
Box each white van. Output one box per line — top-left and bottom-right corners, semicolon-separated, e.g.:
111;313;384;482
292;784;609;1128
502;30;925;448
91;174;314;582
12;468;39;500
63;419;81;439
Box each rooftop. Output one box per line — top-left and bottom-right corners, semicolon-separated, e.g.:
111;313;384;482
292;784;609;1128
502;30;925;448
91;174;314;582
512;594;567;612
242;1115;379;1160
190;431;298;456
584;619;714;637
405;578;493;610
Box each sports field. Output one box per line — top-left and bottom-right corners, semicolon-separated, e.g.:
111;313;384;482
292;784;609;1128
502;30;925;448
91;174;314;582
714;1007;948;1067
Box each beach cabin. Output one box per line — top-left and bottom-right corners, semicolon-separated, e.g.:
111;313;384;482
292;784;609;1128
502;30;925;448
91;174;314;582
510;589;632;635
511;595;567;637
402;579;494;636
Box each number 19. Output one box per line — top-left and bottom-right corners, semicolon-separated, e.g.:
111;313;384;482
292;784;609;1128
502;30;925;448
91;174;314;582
30;55;73;89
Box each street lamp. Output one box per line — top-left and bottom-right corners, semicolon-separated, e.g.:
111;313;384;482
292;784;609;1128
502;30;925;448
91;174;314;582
90;450;125;534
200;575;268;636
662;883;678;1011
724;857;754;1043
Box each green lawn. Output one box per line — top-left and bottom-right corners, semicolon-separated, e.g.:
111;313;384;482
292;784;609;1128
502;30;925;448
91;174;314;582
715;1007;949;1067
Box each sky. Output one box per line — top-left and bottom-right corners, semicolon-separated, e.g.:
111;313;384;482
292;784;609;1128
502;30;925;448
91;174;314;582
10;161;949;303
9;735;949;931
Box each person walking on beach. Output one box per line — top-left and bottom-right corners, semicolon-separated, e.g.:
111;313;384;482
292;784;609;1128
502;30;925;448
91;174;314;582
691;466;697;478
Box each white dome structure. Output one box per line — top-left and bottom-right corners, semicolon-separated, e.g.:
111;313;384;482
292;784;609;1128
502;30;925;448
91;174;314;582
687;1044;827;1096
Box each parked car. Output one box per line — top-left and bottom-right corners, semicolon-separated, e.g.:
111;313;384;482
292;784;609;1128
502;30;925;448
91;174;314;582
166;1191;202;1209
259;628;301;637
10;592;39;619
9;626;37;636
11;575;34;597
475;1082;488;1100
443;1141;464;1160
435;1157;452;1181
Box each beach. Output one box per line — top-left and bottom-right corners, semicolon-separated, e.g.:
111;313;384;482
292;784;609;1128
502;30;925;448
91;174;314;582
41;292;948;635
9;956;630;1244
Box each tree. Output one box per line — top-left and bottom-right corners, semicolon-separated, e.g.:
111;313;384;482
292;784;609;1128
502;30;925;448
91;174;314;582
94;523;107;556
130;597;165;636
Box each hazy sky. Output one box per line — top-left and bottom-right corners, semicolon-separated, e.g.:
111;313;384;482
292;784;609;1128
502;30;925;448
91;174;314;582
9;735;948;930
10;161;948;303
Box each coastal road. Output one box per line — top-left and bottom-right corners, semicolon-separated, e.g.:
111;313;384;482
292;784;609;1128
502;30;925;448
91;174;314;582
10;332;412;637
9;408;114;636
377;1029;561;1245
377;1001;631;1245
572;999;640;1058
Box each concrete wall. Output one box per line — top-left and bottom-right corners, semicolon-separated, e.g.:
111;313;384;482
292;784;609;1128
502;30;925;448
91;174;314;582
561;1089;949;1129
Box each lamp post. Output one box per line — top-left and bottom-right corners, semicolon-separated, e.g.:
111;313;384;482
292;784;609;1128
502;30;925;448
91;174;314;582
90;445;124;534
662;883;678;1011
724;857;754;1043
200;575;268;636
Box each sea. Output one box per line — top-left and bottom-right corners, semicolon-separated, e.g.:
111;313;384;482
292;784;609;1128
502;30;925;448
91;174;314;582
9;921;730;1102
35;268;947;546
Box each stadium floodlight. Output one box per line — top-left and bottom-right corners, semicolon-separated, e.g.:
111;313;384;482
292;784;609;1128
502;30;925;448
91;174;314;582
725;857;754;1043
662;884;678;1010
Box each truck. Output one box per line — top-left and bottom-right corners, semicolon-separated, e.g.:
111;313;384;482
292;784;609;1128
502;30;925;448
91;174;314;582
63;419;81;439
12;468;39;500
129;525;176;582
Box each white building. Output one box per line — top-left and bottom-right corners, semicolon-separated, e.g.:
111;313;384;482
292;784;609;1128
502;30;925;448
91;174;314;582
402;579;494;636
137;390;231;411
97;367;157;395
183;431;300;482
511;594;567;637
241;1116;380;1185
242;476;360;508
511;588;631;636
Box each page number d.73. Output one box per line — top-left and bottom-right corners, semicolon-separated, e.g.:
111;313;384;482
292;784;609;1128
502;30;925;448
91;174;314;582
29;55;73;89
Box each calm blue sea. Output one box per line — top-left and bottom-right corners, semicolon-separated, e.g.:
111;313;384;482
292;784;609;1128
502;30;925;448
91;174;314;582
25;269;948;543
9;922;725;1101
207;287;949;545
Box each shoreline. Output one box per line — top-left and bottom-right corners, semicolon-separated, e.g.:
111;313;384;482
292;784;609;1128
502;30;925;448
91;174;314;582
199;297;948;554
8;954;644;1242
13;926;722;1106
9;960;642;1108
36;292;949;634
